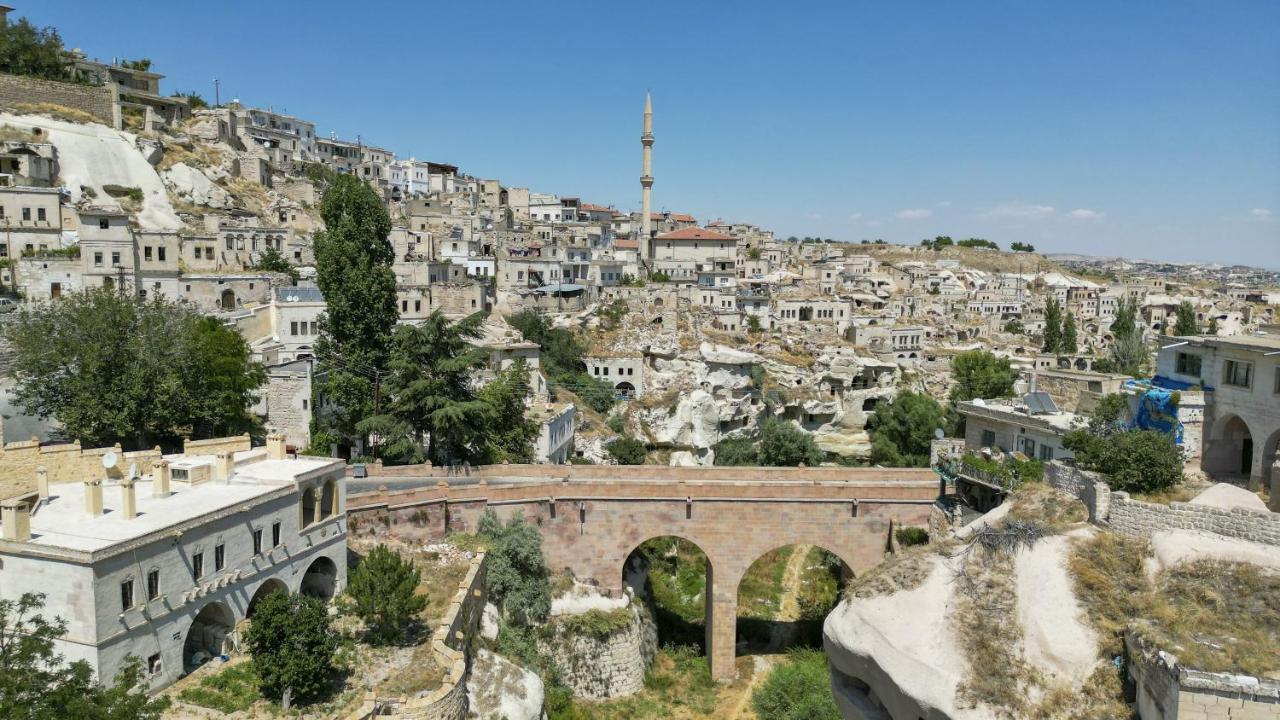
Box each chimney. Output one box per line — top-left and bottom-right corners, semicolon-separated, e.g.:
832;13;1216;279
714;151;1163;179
1;499;30;541
266;432;286;460
152;459;171;498
84;479;104;517
120;477;137;520
213;452;233;483
35;466;48;500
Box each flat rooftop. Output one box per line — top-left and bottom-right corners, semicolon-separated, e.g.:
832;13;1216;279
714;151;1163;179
10;452;340;555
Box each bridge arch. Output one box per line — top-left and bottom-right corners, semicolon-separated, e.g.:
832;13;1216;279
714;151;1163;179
622;534;716;652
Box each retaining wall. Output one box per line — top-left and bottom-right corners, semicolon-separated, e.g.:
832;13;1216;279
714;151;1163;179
344;552;487;720
0;439;161;499
1126;629;1279;720
0;73;119;127
539;601;658;700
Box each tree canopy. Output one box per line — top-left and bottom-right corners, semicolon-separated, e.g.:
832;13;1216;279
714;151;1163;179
1063;394;1181;493
3;288;264;450
507;309;615;413
0;592;168;720
606;436;647;465
253;246;299;284
346;545;427;645
1173;301;1198;336
244;592;337;705
1061;311;1079;354
949;350;1018;404
867;390;948;467
1042;297;1063;354
1009;241;1036;252
313;173;399;450
757;417;823;466
478;510;551;627
0;17;72;82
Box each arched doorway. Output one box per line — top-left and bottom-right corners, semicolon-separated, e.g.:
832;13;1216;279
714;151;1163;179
622;536;712;652
246;578;288;618
1204;414;1254;480
1261;428;1280;488
300;556;337;600
220;288;236;310
183;601;235;673
615;381;636;399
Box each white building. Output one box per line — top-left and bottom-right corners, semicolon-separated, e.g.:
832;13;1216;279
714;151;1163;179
0;436;346;691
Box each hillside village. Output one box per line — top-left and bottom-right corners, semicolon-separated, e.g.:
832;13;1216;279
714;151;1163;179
0;5;1277;720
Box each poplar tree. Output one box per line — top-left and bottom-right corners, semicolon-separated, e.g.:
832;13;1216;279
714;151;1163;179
1061;311;1079;354
1173;301;1198;336
1042;297;1063;353
313;174;399;451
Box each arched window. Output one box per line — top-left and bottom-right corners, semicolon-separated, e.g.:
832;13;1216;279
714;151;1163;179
319;480;336;520
301;487;317;527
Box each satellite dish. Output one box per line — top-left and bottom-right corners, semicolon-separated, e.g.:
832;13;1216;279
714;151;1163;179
101;451;118;469
934;428;945;440
127;462;138;480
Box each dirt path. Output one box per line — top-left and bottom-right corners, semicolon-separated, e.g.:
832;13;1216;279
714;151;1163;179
723;655;777;720
777;544;812;622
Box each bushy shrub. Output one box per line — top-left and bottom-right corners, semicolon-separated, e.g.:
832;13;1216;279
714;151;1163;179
751;648;841;720
478;510;551;626
895;527;929;547
346;545;427;644
245;592;337;704
607;437;647;465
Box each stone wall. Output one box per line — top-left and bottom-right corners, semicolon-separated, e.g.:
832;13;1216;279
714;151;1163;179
0;73;119;128
1108;493;1280;547
0;439;161;499
1044;460;1279;546
344;553;487;720
539;601;658;700
183;433;252;456
1126;630;1279;719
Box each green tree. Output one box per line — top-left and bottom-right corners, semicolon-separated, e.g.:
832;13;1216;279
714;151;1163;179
0;18;71;82
948;350;1018;404
750;648;841;720
1003;319;1025;334
507;309;615;414
1208;316;1218;334
478;360;539;463
866;391;948;467
0;593;169;720
253;246;299;284
1010;241;1036;252
606;436;647;465
1042;297;1063;353
477;510;551;627
313;174;399;450
346;545;427;645
712;436;758;466
361;311;490;464
1063;428;1182;494
1173;301;1198;336
3;288;263;450
1061;311;1079;354
757;417;822;466
245;592;337;705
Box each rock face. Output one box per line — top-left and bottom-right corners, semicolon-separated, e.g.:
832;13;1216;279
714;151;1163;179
163;162;230;208
480;602;500;641
538;602;658;700
466;649;545;720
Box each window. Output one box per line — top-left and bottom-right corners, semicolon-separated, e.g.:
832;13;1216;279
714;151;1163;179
120;579;134;611
225;237;234;250
98;217;108;230
21;208;30;221
146;569;160;600
192;552;204;580
1038;445;1054;461
36;208;45;222
253;528;263;555
1223;359;1252;388
214;543;225;572
272;521;281;547
981;429;996;448
1176;352;1202;377
290;321;298;336
144;246;153;261
93;252;103;266
111;252;120;266
147;653;161;676
158;247;166;262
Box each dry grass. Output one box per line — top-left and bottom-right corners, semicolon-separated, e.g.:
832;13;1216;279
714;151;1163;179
846;542;948;599
0;124;41;142
953;548;1040;718
1132;483;1199;505
1068;532;1152;657
223;177;271;215
1145;560;1280;676
11;102;99;124
1007;482;1088;530
158;141;226;171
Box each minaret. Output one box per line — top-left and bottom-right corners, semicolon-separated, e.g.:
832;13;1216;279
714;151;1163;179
640;93;654;271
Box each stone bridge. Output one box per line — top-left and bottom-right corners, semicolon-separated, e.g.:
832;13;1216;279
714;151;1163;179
345;464;939;680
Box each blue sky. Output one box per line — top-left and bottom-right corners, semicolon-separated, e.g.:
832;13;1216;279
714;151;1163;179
30;1;1280;268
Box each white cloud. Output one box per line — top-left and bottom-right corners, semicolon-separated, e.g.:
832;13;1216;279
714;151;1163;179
937;200;953;207
977;203;1056;220
804;212;823;220
1067;208;1104;221
1249;208;1273;219
895;208;933;220
847;212;863;222
866;219;883;228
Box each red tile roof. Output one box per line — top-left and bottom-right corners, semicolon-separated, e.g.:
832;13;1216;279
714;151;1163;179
614;238;638;249
657;227;735;241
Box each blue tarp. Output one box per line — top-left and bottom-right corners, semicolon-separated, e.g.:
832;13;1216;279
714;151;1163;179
1124;380;1184;445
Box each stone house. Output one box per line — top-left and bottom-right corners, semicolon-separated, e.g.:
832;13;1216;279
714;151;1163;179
956;396;1082;462
0;436;346;692
0;186;63;259
0;140;59;187
78;207;133;290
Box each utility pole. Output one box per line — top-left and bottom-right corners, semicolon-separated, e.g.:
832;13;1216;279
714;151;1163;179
115;265;126;297
372;368;381;417
213;78;220;108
